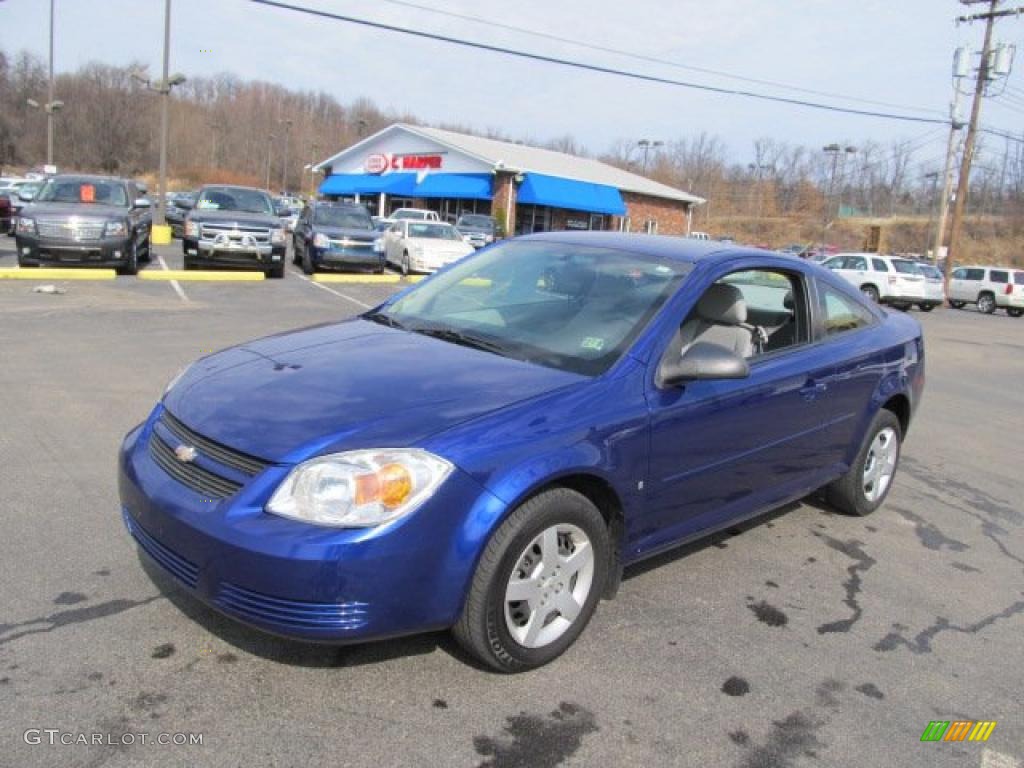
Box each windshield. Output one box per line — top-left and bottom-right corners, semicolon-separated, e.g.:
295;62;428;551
314;207;372;229
407;223;460;240
393;210;428;220
892;260;921;275
371;241;690;375
195;186;274;214
36;178;128;206
457;215;493;229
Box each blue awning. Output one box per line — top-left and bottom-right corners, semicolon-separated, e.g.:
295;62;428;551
413;173;493;200
516;173;626;216
319;173;417;196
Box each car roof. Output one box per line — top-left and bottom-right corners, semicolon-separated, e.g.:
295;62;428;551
200;184;268;193
48;174;130;184
516;231;761;264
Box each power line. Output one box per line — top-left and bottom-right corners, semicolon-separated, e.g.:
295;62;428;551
249;0;949;126
366;0;947;118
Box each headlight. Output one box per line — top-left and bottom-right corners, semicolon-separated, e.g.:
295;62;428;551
16;217;36;235
313;232;330;249
185;220;200;237
105;220;128;237
270;227;286;244
163;363;192;396
372;238;385;253
267;449;453;528
485;234;494;243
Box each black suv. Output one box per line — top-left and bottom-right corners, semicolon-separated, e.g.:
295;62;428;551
14;175;152;274
292;201;381;274
183;185;287;277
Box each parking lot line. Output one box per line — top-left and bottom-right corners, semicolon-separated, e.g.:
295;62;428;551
0;267;116;280
155;253;189;302
139;269;264;282
313;273;402;284
291;267;373;309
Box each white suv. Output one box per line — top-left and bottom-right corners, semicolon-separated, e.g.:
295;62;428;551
821;253;930;309
948;266;1024;317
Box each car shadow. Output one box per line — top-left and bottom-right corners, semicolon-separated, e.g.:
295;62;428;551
137;553;493;672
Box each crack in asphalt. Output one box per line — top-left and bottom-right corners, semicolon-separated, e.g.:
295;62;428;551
873;598;1024;654
0;596;164;648
814;535;876;635
891;506;969;552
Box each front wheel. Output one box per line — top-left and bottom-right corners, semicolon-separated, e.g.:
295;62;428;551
949;300;965;309
860;284;880;303
453;488;609;673
918;303;935;312
826;409;901;516
118;241;139;276
267;263;284;279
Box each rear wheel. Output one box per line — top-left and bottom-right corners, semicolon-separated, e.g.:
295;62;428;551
977;292;996;314
860;284;880;303
453;488;609;673
826;409;901;516
1008;308;1023;318
918;303;935;312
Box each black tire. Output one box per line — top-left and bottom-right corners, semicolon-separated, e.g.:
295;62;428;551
949;300;965;309
1008;308;1023;318
140;235;152;262
826;409;902;517
860;284;880;303
301;248;314;275
918;303;935;312
16;257;37;268
183;256;196;271
292;238;301;265
401;251;410;276
453;487;610;673
891;302;911;312
118;240;139;276
977;292;996;314
267;263;285;279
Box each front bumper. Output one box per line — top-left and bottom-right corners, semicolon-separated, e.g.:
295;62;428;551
313;245;383;271
184;237;284;269
118;412;503;643
15;234;133;266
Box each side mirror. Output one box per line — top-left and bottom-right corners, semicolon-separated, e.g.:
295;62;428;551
134;197;151;209
659;342;750;387
18;191;35;202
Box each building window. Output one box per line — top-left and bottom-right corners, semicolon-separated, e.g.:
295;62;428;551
644;219;658;234
619;217;631;233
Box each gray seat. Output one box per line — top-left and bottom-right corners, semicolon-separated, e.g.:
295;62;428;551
676;283;753;359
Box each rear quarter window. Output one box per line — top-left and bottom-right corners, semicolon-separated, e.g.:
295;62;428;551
989;270;1009;283
1015;272;1024;286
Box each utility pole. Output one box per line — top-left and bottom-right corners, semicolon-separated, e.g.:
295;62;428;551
265;134;276;190
280;119;293;194
932;88;964;263
945;0;1020;287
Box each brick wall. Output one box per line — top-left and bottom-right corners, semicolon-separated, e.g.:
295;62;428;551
620;192;691;235
492;173;517;235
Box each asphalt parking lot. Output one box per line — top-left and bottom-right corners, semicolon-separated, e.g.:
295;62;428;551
0;235;1021;768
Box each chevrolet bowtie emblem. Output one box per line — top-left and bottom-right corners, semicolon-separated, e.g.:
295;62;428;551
175;444;198;463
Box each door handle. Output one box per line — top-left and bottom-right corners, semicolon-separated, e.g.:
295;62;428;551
799;379;828;401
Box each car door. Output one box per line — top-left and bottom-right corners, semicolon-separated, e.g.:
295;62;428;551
639;262;841;557
385;222;403;264
948;268;968;301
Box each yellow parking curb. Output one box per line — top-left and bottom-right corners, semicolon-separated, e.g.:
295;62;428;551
313;274;402;284
139;270;265;281
0;268;116;280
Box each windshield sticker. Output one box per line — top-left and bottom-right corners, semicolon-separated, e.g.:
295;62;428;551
581;337;605;352
80;184;95;203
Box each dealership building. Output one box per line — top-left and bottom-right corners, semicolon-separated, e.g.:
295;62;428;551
314;123;704;236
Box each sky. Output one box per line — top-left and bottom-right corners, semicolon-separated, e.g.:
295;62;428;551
1;0;1021;168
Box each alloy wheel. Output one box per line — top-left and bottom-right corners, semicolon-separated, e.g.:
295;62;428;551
504;524;595;649
862;427;898;503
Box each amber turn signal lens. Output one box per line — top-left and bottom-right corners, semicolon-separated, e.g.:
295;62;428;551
354;463;414;509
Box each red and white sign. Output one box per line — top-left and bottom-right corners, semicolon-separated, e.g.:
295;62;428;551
363;153;444;174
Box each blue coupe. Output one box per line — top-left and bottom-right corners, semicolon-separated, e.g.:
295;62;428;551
119;233;925;671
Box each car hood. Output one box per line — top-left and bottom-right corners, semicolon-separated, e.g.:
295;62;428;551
187;209;279;227
21;202;129;219
162;319;584;463
409;238;472;252
313;226;376;241
458;225;492;235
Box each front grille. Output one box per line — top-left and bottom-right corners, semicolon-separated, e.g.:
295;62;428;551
216;582;369;631
327;238;373;250
160;411;268;476
36;218;105;240
199;223;271;245
149;432;242;499
123;509;199;589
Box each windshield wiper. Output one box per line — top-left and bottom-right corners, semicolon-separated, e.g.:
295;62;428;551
408;324;510;357
363;311;406;330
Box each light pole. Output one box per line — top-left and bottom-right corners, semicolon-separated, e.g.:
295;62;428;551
24;0;62;167
747;162;772;237
924;171;940;258
820;144;856;252
132;0;185;228
265;134;276;190
636;139;663;174
280;119;293;193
